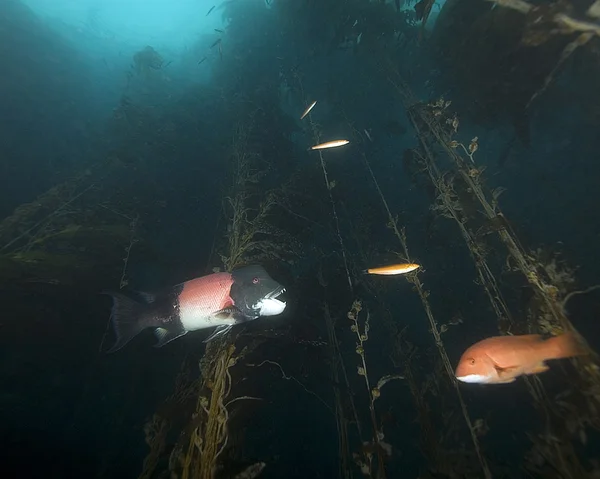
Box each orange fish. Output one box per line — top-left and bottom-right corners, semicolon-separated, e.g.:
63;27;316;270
364;263;420;275
455;332;586;384
309;139;349;150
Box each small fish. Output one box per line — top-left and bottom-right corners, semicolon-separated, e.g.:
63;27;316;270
455;332;587;384
300;100;317;120
206;5;215;16
105;265;286;352
309;139;350;150
211;38;222;48
363;129;373;142
215;29;224;33
198;56;207;65
364;263;420;275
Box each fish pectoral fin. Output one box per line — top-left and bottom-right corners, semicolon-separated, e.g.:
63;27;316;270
154;327;187;348
494;364;519;380
214;307;248;323
203;325;233;343
527;362;549;375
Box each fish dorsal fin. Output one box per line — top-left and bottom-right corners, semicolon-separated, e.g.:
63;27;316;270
204;325;233;343
154;327;187;348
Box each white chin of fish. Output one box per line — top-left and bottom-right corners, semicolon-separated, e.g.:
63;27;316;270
258;298;286;316
456;374;489;384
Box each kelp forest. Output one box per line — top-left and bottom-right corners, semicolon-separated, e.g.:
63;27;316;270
2;0;600;478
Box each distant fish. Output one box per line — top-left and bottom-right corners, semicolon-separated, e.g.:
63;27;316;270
455;332;587;384
206;5;215;16
215;29;224;33
309;139;349;150
211;38;222;48
300;100;317;120
198;56;207;65
364;263;420;275
364;129;373;142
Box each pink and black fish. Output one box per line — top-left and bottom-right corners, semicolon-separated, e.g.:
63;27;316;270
106;265;286;352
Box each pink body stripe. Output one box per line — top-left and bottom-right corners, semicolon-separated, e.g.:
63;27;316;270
178;272;234;318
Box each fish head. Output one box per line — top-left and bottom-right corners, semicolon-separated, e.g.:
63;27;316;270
230;265;287;319
455;350;499;384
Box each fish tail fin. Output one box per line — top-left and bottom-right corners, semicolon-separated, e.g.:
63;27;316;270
104;292;152;353
545;331;588;360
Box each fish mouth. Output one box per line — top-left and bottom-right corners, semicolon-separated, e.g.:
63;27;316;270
266;285;286;300
258;286;287;317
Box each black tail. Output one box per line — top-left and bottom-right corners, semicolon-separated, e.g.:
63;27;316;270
105;292;152;353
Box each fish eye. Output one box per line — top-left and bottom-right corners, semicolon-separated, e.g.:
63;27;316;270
252;277;260;284
469;358;476;365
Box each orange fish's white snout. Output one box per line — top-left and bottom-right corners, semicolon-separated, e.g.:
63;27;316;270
455;355;499;384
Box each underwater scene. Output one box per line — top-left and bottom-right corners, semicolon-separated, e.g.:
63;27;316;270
2;0;600;477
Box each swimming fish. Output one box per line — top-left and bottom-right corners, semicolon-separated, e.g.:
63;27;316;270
364;263;420;275
455;332;586;384
198;56;207;65
105;265;286;352
215;29;224;33
211;38;222;48
309;139;350;150
206;5;215;16
300;100;317;120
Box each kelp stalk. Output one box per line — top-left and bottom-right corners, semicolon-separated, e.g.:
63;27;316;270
362;152;492;479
